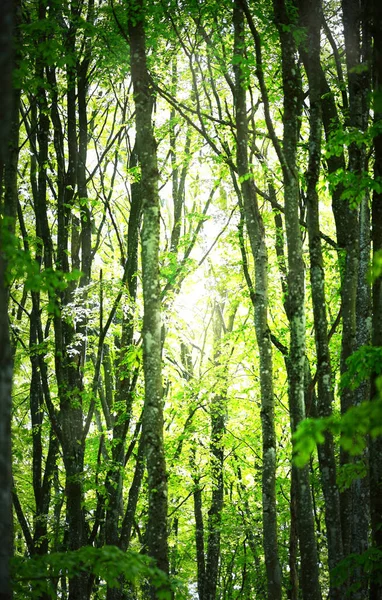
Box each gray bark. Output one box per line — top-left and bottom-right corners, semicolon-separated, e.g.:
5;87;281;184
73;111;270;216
273;0;322;598
233;5;282;599
128;0;169;585
203;303;228;600
297;2;344;597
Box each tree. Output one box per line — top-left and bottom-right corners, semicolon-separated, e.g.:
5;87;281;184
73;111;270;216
0;2;16;598
370;1;382;597
233;4;282;598
272;1;322;597
297;1;344;596
128;0;169;585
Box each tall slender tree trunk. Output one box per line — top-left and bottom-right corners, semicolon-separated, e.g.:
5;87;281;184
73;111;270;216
203;302;229;600
128;0;169;589
0;258;13;600
273;1;322;598
233;5;282;599
192;469;206;600
297;2;344;597
59;12;88;596
370;0;382;597
31;5;90;599
0;2;16;597
338;0;371;571
105;145;142;600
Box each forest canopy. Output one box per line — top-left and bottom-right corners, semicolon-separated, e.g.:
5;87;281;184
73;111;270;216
1;0;382;599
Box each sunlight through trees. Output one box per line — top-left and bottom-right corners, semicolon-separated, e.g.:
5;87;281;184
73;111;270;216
1;0;382;598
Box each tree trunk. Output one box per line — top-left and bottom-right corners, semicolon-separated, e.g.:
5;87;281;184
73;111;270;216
203;303;227;600
105;138;142;600
273;1;322;598
297;2;344;597
370;0;382;597
233;5;282;599
128;0;169;587
193;473;206;600
0;2;15;597
0;260;13;600
338;0;371;571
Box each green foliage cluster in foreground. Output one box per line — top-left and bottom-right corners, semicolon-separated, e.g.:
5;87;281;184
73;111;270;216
294;372;382;468
13;546;184;600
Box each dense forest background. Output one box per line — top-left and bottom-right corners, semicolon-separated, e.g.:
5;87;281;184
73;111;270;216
1;0;382;598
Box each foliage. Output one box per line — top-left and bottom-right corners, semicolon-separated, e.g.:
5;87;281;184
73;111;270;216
341;346;382;391
332;548;382;593
293;376;382;467
12;546;183;599
370;249;382;283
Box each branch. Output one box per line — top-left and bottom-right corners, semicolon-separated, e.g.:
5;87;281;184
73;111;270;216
12;489;35;555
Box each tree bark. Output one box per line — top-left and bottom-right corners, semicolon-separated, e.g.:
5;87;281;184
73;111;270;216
370;0;382;597
0;259;13;600
193;472;206;600
0;2;15;597
128;0;169;587
233;5;282;599
297;2;344;597
203;302;227;600
273;1;322;598
337;0;371;570
105;142;142;545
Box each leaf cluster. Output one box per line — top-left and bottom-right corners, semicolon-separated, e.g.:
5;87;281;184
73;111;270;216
13;545;184;600
293;376;382;466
